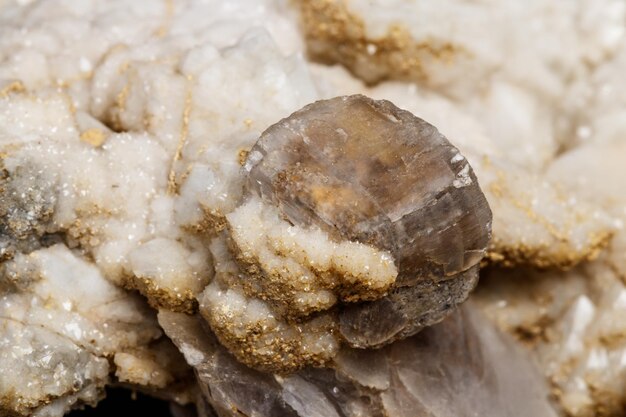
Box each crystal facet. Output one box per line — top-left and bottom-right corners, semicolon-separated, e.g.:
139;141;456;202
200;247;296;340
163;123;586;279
242;94;492;348
160;304;556;417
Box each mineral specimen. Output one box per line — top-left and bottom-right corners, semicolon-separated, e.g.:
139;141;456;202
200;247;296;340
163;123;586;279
307;64;615;271
475;138;626;417
244;95;491;288
200;94;492;372
0;245;193;417
159;303;557;417
1;0;626;415
247;94;491;343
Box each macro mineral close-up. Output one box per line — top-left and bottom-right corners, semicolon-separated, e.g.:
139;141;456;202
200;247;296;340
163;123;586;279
1;0;625;416
201;94;491;373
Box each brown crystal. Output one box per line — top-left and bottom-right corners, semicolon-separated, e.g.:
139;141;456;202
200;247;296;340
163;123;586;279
243;94;492;347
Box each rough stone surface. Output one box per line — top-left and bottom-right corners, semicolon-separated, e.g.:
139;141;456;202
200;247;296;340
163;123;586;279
2;0;626;415
0;245;192;417
308;64;616;272
0;163;57;261
475;139;626;417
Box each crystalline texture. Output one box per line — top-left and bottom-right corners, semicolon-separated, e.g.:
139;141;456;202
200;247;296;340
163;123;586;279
242;94;492;347
0;245;192;417
159;304;557;417
0;163;57;261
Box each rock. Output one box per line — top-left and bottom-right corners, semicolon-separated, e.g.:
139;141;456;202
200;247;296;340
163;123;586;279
0;162;57;261
309;65;615;271
237;94;491;349
158;311;300;417
0;245;192;417
5;0;625;414
338;265;479;348
473;140;626;417
159;304;557;417
202;95;491;373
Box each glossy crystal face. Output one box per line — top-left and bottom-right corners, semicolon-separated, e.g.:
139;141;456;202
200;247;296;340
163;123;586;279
236;95;492;350
245;95;492;284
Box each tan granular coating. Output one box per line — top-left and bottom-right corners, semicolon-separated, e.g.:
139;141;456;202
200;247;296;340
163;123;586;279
121;274;198;314
204;314;336;374
486;231;613;270
227;228;394;320
299;0;468;85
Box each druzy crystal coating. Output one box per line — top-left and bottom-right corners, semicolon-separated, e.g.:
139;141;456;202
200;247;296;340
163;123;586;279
3;1;626;415
243;94;492;348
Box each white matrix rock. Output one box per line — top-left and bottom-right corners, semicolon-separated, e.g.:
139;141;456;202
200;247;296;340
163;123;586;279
1;0;626;416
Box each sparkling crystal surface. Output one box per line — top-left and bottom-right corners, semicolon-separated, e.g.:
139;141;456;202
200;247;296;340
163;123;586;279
4;0;626;415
